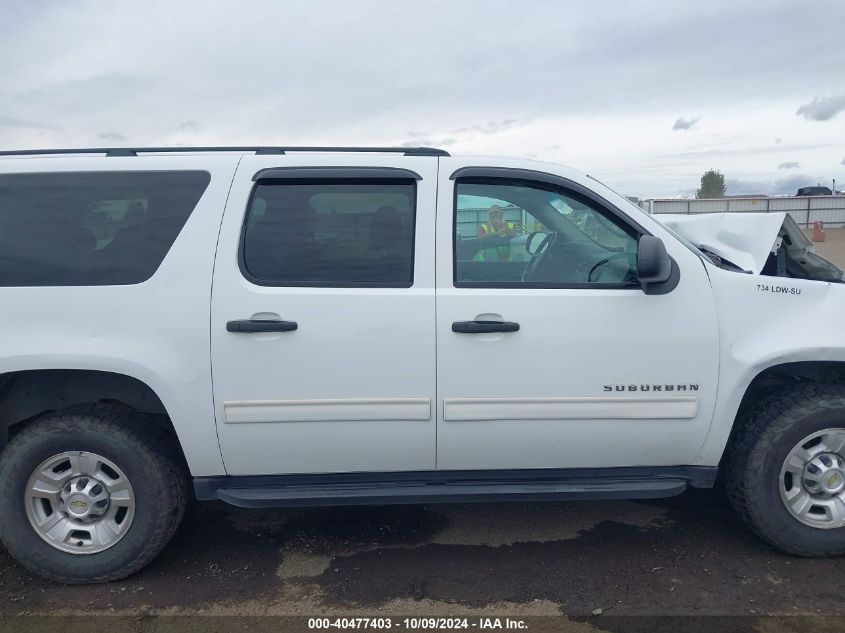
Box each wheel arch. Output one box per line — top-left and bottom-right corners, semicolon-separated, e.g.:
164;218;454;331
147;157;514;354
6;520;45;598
0;368;178;454
715;360;845;466
738;361;845;413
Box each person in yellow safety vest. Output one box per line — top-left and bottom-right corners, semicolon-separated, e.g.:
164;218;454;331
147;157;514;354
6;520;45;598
476;205;520;261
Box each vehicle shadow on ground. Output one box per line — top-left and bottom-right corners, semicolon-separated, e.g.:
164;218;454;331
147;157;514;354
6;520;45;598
2;488;845;617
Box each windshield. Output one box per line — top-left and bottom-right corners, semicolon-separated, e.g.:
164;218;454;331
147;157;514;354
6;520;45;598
646;213;718;265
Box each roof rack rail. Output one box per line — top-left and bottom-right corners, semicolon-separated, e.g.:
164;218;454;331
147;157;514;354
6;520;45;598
0;146;450;158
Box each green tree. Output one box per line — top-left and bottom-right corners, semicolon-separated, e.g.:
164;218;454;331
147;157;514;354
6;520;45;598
696;169;726;198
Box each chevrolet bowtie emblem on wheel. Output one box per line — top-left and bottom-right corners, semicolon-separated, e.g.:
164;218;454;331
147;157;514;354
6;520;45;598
69;500;88;509
829;473;840;488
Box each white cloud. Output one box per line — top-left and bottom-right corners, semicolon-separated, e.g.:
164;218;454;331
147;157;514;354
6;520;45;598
98;131;127;141
0;115;61;131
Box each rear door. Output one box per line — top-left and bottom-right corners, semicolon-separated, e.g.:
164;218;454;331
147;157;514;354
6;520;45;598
211;154;438;475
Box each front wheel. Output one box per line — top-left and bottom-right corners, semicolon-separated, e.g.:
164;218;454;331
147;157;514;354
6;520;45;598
0;405;187;583
726;384;845;556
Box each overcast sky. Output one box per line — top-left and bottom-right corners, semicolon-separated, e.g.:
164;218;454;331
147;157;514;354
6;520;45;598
1;0;843;198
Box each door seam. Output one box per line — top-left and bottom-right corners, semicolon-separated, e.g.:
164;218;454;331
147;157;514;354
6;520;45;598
434;156;441;470
209;153;245;475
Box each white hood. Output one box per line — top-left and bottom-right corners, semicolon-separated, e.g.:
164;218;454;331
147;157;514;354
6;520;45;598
658;212;813;274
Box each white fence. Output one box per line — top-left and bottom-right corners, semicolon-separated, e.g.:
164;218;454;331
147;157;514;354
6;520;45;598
639;196;845;228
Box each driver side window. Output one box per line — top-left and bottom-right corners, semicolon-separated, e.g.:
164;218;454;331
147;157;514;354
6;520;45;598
454;180;640;287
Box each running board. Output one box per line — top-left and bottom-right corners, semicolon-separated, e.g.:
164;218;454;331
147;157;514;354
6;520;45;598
194;467;715;508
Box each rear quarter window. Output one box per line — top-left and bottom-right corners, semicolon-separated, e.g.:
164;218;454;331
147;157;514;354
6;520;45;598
0;171;210;286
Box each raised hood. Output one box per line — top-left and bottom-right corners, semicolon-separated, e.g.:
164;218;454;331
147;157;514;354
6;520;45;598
659;212;812;274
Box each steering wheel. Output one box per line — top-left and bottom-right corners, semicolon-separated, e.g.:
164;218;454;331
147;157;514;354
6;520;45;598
521;231;558;282
587;252;633;283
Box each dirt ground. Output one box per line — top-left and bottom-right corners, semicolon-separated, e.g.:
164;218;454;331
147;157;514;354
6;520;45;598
3;489;845;630
803;227;845;268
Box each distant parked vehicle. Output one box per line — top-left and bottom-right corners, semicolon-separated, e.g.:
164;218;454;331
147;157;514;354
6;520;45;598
797;186;833;196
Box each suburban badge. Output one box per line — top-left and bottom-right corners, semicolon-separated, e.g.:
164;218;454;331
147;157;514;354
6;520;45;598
603;384;700;392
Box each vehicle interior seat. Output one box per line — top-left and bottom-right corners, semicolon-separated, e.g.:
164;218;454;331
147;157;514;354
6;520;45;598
245;198;320;281
366;205;411;282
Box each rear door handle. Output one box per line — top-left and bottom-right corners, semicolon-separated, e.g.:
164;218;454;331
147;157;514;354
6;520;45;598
226;319;298;333
452;320;520;334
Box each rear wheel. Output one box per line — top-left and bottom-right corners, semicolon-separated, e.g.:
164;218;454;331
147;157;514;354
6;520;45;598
0;405;186;583
726;384;845;556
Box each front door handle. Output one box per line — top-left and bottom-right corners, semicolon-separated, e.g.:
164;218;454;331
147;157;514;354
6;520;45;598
452;320;520;334
226;319;298;333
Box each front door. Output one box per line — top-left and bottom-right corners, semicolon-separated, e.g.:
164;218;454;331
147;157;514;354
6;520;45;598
211;154;438;475
434;158;720;470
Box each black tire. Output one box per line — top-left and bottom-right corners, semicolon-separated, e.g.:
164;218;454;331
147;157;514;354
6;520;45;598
725;383;845;556
0;404;186;583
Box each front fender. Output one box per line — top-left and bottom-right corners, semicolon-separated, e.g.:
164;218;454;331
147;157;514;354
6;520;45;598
696;267;845;464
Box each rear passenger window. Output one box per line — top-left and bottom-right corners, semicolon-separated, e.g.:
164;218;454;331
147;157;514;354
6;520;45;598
0;171;210;286
241;180;416;287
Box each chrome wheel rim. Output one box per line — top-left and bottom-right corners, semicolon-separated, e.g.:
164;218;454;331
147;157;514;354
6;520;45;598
25;451;135;554
780;429;845;529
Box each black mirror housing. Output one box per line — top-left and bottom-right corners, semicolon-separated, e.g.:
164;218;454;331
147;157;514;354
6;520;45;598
637;236;672;286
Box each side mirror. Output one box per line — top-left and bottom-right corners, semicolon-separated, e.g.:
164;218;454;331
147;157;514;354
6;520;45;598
637;236;672;286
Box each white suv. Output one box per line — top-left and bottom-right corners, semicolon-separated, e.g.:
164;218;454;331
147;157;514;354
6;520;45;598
1;146;844;583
